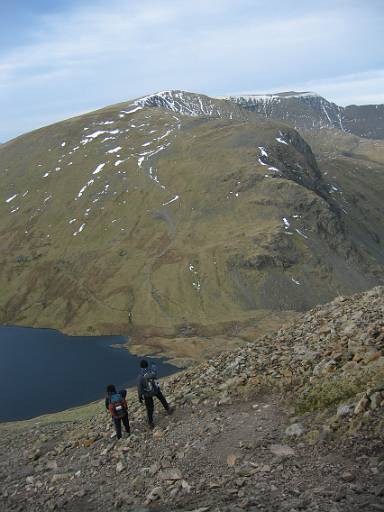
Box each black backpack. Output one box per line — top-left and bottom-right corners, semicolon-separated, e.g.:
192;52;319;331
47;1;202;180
142;370;158;397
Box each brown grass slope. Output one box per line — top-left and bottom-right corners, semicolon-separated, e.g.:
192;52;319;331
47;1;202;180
0;92;383;340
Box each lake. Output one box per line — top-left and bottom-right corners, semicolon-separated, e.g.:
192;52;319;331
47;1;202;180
0;325;177;422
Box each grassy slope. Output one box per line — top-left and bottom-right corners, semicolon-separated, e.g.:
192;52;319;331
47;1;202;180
0;97;383;340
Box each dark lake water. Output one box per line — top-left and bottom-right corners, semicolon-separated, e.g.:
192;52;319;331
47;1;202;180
0;325;177;422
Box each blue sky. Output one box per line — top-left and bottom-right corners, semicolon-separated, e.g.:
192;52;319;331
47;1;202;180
1;0;383;142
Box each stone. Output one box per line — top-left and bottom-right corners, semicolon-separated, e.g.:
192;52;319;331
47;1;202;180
227;454;237;467
337;404;353;417
145;486;163;504
285;423;305;437
46;460;58;471
51;473;71;482
340;471;355;482
236;463;257;477
148;463;160;476
181;479;192;493
354;396;369;414
370;392;382;410
116;462;125;474
313;359;336;376
158;468;182;481
270;444;295;457
365;351;382;363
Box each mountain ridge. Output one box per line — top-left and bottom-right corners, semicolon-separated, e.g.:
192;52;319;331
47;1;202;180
0;89;383;350
223;90;384;139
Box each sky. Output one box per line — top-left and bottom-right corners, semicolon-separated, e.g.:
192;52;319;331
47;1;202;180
0;0;383;142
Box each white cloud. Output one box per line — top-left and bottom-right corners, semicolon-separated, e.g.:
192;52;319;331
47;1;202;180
0;0;383;140
300;70;384;106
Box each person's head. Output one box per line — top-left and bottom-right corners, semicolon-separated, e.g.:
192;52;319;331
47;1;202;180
106;384;116;395
140;359;149;369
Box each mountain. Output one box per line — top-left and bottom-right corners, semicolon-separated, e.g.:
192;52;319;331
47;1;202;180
1;286;383;511
223;91;384;139
0;90;383;343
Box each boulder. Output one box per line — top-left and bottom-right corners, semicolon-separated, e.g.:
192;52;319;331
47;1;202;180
285;423;305;437
270;444;295;457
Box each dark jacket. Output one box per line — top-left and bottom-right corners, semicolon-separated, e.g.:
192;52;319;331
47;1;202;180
137;367;159;400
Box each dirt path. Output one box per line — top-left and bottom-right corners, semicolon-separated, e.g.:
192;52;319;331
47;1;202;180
1;392;383;512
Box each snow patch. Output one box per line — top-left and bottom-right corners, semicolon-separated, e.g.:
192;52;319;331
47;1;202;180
295;228;308;239
77;179;95;198
106;146;122;154
162;195;179;206
93;163;106;175
258;146;268;157
121;106;143;115
73;223;86;236
6;194;18;203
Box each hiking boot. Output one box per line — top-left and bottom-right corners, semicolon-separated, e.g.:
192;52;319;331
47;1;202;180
167;406;175;415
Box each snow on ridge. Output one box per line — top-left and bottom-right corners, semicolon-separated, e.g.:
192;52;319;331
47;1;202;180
85;130;106;139
132;90;223;118
223;91;320;102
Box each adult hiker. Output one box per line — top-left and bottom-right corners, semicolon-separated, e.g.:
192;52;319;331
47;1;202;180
137;359;173;429
105;384;130;439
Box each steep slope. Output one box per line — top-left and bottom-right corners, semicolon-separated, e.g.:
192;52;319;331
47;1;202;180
0;91;383;338
224;91;384;139
0;287;383;512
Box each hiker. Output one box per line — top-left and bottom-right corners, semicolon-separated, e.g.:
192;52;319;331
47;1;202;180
137;359;173;428
105;384;130;439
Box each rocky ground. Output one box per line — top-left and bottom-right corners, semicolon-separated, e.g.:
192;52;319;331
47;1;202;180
0;287;383;511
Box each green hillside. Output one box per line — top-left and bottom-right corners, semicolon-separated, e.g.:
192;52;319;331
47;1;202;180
0;91;383;342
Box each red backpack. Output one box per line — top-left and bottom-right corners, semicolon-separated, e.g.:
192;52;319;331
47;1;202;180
108;393;127;418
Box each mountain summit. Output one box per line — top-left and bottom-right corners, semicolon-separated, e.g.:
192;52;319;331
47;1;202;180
223;91;384;139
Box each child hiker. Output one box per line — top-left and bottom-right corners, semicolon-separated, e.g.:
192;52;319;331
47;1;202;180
105;384;130;439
